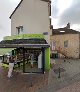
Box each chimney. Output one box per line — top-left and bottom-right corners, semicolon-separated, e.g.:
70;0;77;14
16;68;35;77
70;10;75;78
66;23;70;29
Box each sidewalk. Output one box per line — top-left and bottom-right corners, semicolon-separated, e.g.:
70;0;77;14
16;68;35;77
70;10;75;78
1;59;80;92
0;67;48;92
56;81;80;92
38;59;80;92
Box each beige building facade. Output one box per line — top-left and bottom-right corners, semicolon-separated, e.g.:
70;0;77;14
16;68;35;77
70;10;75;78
10;0;52;44
50;28;80;59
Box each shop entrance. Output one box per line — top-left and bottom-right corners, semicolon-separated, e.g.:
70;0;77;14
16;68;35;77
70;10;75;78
14;47;45;73
0;38;50;73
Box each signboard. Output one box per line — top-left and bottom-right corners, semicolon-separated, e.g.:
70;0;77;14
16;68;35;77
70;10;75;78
43;32;48;35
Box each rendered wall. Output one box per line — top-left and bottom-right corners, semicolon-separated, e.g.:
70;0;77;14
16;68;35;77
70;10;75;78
11;0;50;44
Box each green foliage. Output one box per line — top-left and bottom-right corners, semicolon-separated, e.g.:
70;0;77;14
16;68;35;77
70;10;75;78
4;34;44;40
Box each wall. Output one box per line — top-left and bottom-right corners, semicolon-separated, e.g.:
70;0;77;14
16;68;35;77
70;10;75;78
11;0;50;44
50;34;79;58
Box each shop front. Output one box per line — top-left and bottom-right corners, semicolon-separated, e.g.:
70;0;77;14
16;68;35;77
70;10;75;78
0;34;50;73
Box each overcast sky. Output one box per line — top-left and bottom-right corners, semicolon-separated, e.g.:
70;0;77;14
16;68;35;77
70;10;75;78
52;0;80;30
0;0;80;41
0;0;20;41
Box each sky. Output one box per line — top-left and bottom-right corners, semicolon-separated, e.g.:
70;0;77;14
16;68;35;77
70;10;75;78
0;0;80;40
51;0;80;30
0;0;20;41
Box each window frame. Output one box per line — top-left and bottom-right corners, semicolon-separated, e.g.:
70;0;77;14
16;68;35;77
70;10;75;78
16;26;23;35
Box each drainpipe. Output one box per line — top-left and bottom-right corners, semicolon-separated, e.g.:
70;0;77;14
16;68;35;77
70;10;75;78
79;33;80;58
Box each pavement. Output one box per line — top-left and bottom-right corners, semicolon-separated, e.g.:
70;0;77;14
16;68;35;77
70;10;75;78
38;58;80;92
1;59;80;92
56;81;80;92
0;67;48;92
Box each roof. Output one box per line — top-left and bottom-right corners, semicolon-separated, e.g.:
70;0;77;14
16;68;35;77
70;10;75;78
1;38;47;44
0;44;49;48
0;38;49;48
52;28;80;35
9;0;23;19
9;0;51;19
41;0;51;2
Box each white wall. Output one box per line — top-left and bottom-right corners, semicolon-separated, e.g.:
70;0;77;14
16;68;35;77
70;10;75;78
11;0;50;44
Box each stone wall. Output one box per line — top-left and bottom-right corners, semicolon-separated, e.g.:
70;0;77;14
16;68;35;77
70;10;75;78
50;34;79;58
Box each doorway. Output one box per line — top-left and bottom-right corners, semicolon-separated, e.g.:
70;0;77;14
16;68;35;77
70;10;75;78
15;48;43;73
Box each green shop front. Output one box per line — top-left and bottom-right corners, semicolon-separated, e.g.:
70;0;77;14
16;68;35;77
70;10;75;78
0;34;50;74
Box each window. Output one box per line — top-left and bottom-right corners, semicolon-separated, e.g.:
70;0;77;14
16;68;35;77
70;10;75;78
64;40;68;47
51;41;56;50
16;26;23;35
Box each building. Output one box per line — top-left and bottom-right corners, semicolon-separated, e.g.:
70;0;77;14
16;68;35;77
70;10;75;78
10;0;52;44
50;24;80;59
0;0;53;73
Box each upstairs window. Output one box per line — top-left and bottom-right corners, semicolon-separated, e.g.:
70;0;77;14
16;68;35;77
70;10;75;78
64;40;68;47
16;26;23;35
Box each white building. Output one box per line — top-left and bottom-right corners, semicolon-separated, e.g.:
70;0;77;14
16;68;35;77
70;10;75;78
10;0;52;44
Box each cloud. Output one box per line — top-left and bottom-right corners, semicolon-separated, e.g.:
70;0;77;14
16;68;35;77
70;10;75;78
0;25;4;30
51;0;59;18
0;0;20;41
58;0;80;27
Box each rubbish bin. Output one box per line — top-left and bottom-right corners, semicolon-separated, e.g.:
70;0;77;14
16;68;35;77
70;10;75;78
52;53;58;59
55;53;58;58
